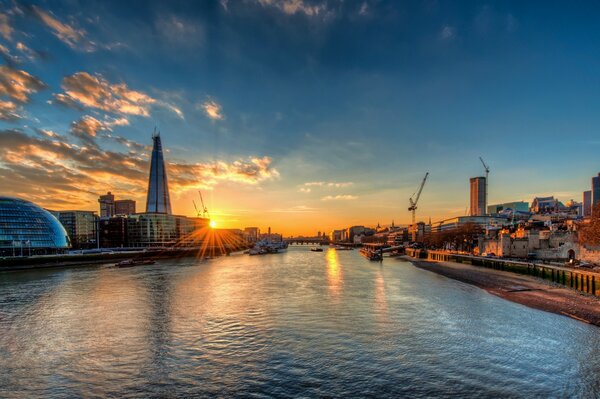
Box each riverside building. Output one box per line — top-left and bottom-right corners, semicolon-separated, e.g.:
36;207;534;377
0;197;71;256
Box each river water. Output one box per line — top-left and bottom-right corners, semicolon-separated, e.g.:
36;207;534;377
1;246;600;398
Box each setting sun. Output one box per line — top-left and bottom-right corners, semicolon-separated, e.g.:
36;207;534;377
209;220;217;228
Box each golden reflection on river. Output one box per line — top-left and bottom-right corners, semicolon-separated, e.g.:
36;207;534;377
374;268;388;324
326;248;343;299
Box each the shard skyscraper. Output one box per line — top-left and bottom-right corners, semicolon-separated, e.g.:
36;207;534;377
145;131;172;214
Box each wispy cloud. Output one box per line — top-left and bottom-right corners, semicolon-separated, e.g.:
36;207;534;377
321;195;358;201
52;72;181;118
200;99;224;121
29;6;94;51
257;0;327;17
270;205;317;213
303;181;354;188
168;156;279;192
70;115;129;147
0;65;46;120
0;13;13;41
440;25;455;40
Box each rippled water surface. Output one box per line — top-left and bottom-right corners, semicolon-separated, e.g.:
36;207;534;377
2;247;600;398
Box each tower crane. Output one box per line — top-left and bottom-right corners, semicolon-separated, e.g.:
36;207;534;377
408;172;429;224
479;157;490;214
198;190;210;219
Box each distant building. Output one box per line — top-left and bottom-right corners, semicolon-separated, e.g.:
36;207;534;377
98;192;115;218
52;210;98;250
470;177;486;216
583;190;592;217
244;227;260;243
330;229;344;242
530;196;563;214
409;222;431;243
592;173;600;214
487;201;529;214
431;215;507;233
115;199;136;215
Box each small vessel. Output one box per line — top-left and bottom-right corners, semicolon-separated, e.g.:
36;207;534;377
311;247;323;252
247;239;289;255
360;248;383;261
115;259;156;268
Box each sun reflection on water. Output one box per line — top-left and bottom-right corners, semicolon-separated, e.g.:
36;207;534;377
326;248;342;299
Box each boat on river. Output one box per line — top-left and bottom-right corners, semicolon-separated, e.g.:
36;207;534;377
248;239;289;255
311;247;323;252
360;248;383;261
115;259;156;268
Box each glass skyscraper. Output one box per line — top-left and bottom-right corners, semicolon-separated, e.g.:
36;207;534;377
146;131;172;214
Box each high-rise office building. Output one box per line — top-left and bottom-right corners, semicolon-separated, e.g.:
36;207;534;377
470;177;486;216
98;192;115;218
115;199;136;215
583;190;592;217
52;210;98;249
146;131;172;214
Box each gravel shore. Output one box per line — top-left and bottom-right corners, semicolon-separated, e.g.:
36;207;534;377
404;256;600;326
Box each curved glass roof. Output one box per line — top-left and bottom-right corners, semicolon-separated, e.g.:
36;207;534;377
0;197;71;250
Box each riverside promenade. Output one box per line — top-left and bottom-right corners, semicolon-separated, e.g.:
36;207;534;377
404;248;600;326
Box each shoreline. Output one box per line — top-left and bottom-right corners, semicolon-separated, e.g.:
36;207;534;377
403;256;600;327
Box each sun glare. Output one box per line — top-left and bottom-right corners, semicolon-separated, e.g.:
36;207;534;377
209;220;217;228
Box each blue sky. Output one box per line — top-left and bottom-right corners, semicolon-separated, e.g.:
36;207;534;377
1;0;600;234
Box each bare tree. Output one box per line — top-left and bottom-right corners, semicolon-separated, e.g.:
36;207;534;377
578;203;600;246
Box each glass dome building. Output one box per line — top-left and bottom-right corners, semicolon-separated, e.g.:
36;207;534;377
0;197;71;256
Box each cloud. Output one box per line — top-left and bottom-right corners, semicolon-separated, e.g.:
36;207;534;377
0;44;20;65
321;195;358;201
440;25;455;40
0;65;46;103
270;205;317;213
53;72;156;116
52;72;183;118
16;42;44;61
299;187;311;193
303;181;354;188
29;6;94;51
70;115;130;147
0;130;279;210
168;156;279;192
0;65;46;119
200;99;224;121
0;13;13;41
257;0;327;16
155;15;205;48
358;2;369;16
0;100;21;120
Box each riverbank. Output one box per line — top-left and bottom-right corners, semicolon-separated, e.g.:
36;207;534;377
0;247;236;272
404;256;600;326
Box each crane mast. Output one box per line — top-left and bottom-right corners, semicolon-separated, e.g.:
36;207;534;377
408;172;429;225
197;191;210;219
479;157;490;215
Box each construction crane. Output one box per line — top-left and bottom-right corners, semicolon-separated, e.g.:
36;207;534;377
198;190;210;219
408;172;429;224
479;156;490;214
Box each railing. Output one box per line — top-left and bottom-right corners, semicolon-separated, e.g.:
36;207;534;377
406;249;600;297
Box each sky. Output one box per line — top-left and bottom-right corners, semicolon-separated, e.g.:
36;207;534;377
1;0;600;235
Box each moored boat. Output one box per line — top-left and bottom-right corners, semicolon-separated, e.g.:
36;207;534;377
115;259;156;267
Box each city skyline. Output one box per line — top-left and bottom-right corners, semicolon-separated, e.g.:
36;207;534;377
2;1;600;234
